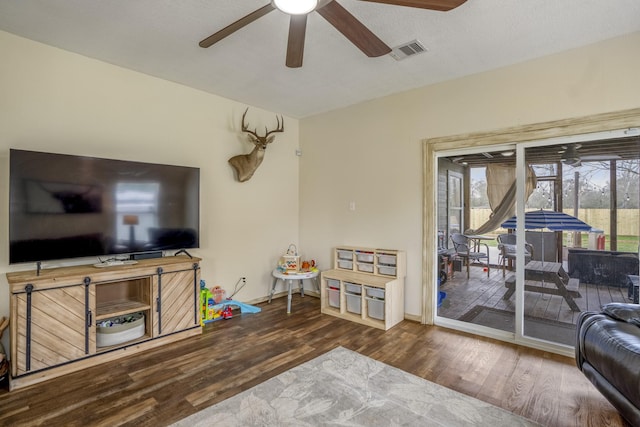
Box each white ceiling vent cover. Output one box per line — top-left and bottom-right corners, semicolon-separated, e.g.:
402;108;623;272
390;39;428;61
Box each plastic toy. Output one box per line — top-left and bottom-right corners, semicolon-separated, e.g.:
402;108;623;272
199;278;262;324
0;316;8;384
222;305;233;319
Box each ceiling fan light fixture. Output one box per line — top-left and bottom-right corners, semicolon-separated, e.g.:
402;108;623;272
273;0;317;15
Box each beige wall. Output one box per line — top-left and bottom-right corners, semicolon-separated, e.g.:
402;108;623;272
0;30;301;353
299;32;640;317
1;27;639;356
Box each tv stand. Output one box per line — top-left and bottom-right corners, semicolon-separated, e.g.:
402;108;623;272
6;255;202;390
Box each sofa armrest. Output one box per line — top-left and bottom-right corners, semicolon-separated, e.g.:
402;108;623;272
601;303;640;325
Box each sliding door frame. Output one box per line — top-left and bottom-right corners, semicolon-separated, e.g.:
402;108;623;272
422;108;640;356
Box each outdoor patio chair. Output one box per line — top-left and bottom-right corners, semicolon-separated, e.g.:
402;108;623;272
497;233;533;277
450;233;490;278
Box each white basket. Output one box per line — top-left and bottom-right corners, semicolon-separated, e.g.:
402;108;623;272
365;286;385;300
366;297;385;320
326;278;340;289
377;265;397;276
346;293;362;314
356;252;374;263
345;282;362;295
376;253;397;266
97;313;145;347
337;260;353;270
337;249;353;260
357;263;374;273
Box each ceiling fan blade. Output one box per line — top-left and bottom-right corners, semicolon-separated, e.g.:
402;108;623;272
286;14;307;68
199;4;275;48
317;1;391;57
357;0;467;11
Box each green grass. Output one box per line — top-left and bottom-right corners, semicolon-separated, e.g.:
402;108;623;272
608;235;639;252
463;234;638;253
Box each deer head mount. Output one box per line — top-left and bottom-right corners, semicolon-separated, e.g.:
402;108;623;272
228;108;284;182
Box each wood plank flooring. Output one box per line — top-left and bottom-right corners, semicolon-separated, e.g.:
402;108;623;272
0;295;628;427
439;266;630;325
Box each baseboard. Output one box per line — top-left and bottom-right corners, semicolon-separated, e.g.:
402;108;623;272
404;313;421;323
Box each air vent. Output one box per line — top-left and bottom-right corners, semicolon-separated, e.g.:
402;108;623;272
390;39;428;61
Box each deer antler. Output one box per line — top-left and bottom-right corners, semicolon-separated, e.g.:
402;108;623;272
241;108;284;141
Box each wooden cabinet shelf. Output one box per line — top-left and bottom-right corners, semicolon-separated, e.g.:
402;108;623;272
94;333;152;353
95;277;151;320
95;300;152;320
6;255;202;390
321;247;405;330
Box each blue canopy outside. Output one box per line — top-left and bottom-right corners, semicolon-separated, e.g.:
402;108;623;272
501;209;593;231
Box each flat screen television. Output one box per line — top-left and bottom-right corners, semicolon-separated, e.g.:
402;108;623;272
9;149;200;264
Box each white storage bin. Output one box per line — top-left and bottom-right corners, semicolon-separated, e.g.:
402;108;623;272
345;282;362;295
337;249;353;260
97;312;145;348
337;260;353;270
328;288;340;308
376;253;397;266
377;265;397;276
326;278;340;289
366;297;385;320
356;252;374;263
346;293;362;314
365;286;385;300
357;262;374;273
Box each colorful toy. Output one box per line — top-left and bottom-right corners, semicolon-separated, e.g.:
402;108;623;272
222;305;233;319
199;279;262;324
0;316;8;384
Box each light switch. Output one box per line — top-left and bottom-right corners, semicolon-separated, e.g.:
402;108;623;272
349;201;356;211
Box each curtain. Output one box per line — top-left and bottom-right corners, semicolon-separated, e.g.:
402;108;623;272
465;164;537;235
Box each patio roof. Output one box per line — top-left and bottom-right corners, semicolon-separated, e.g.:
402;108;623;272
454;134;640;166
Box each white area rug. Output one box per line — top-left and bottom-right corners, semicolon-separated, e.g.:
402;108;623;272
172;346;539;426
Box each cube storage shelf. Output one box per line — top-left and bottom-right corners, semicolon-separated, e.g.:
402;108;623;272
321;246;405;330
333;246;406;278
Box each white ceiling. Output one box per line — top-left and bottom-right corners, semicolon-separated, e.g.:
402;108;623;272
1;0;640;118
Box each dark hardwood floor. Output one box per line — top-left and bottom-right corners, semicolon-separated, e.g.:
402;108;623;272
0;295;627;427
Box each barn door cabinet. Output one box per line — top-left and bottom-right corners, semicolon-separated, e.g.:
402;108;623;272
6;256;201;390
321;247;405;330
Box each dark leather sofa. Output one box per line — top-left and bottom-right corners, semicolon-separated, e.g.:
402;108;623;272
576;303;640;426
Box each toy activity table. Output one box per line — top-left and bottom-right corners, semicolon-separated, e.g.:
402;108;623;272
269;269;319;314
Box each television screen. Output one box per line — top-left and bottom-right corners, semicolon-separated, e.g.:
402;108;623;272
9;149;200;264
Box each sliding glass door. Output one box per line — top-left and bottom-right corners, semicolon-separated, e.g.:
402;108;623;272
433;130;639;351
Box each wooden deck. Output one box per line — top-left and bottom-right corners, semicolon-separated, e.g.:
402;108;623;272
438;263;630;325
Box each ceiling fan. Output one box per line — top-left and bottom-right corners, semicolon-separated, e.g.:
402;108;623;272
559;144;622;167
199;0;467;68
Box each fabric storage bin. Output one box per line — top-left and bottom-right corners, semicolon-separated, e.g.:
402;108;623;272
377;265;397;276
366;297;385;320
337;249;353;260
345;282;362;295
357;262;374;273
356;252;374;263
365;286;385;300
337;260;353;270
376;253;397;266
346;293;362;314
